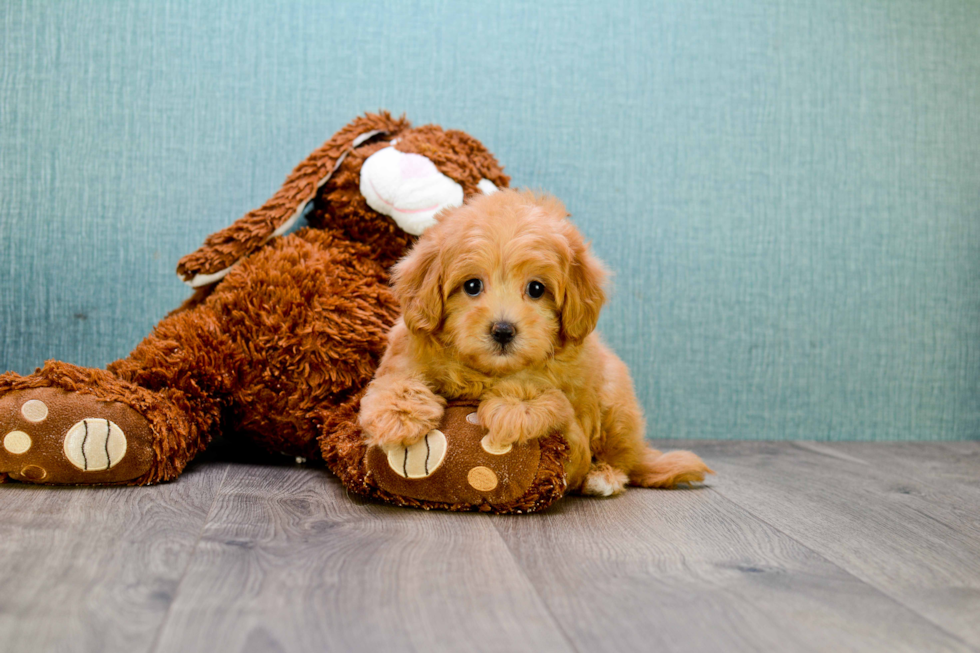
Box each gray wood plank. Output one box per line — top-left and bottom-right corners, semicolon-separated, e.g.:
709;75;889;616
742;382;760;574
151;463;574;653
686;441;980;648
0;462;226;653
493;484;974;653
814;441;980;537
826;441;980;492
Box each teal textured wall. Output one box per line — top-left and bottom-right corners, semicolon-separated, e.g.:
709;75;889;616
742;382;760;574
1;1;978;440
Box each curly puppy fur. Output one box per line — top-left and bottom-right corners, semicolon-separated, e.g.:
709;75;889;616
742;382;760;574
359;189;713;495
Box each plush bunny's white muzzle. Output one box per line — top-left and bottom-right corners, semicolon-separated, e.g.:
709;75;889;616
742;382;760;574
360;146;499;235
359;146;464;235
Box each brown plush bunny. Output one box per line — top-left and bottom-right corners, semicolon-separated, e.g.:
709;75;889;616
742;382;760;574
0;112;569;512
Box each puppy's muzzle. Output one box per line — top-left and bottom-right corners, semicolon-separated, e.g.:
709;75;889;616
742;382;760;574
490;321;517;346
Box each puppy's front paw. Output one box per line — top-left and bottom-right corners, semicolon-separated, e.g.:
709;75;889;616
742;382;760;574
359;381;446;449
478;398;526;449
477;390;572;449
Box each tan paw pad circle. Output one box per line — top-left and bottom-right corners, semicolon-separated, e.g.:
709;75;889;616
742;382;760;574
21;400;49;423
20;465;47;481
480;434;512;456
63;419;128;471
467;466;498;492
386;429;448;479
4;430;32;454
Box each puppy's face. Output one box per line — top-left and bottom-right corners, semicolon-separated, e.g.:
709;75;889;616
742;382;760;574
440;243;562;374
392;190;607;376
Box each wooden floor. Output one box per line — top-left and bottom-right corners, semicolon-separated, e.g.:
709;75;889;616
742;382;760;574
1;441;978;653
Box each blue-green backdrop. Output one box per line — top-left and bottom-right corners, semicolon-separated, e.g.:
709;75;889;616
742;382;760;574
1;0;978;441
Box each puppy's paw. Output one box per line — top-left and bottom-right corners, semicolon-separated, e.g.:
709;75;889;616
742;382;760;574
477;396;530;448
581;463;629;497
477;390;572;449
360;402;444;449
359;381;446;449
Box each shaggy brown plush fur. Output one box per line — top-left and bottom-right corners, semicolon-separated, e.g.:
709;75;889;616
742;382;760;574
0;113;509;486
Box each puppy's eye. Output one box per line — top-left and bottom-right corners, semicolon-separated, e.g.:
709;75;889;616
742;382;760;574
463;279;483;297
526;280;546;299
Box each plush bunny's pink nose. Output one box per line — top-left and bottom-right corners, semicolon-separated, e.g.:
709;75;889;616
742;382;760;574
399;153;439;179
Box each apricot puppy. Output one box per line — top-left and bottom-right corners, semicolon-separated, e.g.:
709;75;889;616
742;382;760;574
359;189;712;495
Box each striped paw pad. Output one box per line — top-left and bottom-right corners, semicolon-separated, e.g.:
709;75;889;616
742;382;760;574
63;419;128;471
386;429;448;479
21;400;49;423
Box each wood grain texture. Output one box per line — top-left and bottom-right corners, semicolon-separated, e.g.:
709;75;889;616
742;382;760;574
150;463;573;653
492;485;974;653
3;443;979;653
828;442;980;492
0;462;226;653
687;441;980;647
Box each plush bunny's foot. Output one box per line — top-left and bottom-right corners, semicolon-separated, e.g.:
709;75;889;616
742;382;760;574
0;387;155;485
323;400;570;514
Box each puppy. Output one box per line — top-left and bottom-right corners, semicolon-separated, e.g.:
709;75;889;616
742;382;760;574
359;189;712;496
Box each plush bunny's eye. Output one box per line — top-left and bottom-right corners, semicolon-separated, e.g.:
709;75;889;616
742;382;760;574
526;280;546;299
463;279;483;297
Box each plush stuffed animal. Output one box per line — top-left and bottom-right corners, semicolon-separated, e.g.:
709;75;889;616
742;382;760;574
323;399;570;513
1;112;552;502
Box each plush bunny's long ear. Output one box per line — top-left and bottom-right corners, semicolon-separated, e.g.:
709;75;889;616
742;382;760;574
177;112;410;288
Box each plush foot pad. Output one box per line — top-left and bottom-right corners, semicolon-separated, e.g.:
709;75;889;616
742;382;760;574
0;387;155;484
362;402;568;513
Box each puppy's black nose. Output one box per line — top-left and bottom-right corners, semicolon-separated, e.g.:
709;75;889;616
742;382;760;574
490;321;517;345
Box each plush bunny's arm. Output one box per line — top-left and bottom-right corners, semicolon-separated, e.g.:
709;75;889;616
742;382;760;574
177;113;409;288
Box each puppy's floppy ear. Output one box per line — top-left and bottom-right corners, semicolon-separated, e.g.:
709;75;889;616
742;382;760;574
391;234;444;333
559;237;608;344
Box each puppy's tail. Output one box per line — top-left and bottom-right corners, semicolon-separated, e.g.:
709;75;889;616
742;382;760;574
628;447;714;488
